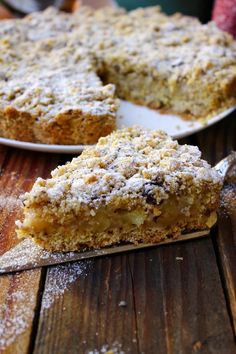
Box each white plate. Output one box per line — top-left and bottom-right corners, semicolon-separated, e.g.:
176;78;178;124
0;101;235;153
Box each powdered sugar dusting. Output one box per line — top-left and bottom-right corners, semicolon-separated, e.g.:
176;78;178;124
42;261;90;310
0;239;48;272
0;239;91;274
0;239;90;310
0;195;21;211
0;178;24;214
22;127;222;212
0;271;37;350
87;342;125;354
0;242;90;349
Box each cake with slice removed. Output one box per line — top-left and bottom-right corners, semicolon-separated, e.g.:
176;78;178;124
0;37;117;144
0;5;236;146
16;127;222;251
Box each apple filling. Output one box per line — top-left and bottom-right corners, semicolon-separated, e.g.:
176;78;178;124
17;194;216;251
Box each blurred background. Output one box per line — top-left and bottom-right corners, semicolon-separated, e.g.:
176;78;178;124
0;0;213;22
116;0;214;23
0;0;235;37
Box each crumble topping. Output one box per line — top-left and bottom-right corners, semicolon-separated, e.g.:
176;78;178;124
0;5;235;118
0;40;117;119
22;127;222;213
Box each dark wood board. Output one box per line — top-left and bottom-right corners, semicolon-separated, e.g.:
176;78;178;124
128;238;235;354
217;185;236;337
34;255;139;354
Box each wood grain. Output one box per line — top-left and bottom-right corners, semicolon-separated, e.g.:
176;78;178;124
0;146;60;354
34;255;139;354
194;112;236;166
0;270;41;354
217;183;236;336
128;238;236;354
34;237;236;354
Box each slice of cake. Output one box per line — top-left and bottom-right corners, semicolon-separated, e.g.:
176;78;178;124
16;127;222;251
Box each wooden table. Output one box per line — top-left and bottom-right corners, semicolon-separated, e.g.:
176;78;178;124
0;111;235;354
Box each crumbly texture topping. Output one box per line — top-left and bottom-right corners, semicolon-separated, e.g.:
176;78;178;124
23;127;222;213
105;24;236;83
0;7;77;43
0;37;117;120
0;5;235;126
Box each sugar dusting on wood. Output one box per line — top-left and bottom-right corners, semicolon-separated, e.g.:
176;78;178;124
0;195;21;211
87;342;125;354
0;183;23;224
0;270;37;350
0;238;79;272
42;261;90;310
0;240;90;349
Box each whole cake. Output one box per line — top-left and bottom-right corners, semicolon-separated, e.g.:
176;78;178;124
16;127;222;251
0;6;236;144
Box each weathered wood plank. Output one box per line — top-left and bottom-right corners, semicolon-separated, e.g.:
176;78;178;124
0;147;59;354
34;255;139;354
128;238;236;354
217;183;236;336
0;145;9;168
0;270;42;354
196;112;236;336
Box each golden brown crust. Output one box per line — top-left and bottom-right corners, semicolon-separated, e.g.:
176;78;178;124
0;105;116;145
25;221;212;252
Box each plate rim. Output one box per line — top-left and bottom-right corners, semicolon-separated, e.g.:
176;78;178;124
0;104;235;154
170;105;236;139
